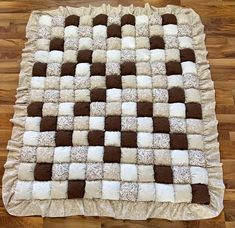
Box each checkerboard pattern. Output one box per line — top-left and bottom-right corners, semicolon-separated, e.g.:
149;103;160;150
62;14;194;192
15;12;210;204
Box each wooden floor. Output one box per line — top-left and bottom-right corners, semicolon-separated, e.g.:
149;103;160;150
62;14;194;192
0;0;234;227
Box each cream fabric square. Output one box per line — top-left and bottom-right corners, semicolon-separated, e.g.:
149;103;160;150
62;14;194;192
149;25;163;36
174;184;192;203
188;134;204;150
154;149;172;165
121;25;135;37
51;181;68;199
74;116;89;130
63;50;77;63
92;50;106;63
138;183;155;201
185;89;201;103
36;39;50;51
85;181;102;199
136;37;150;49
15;181;32;200
165;49;180;62
90;76;105;89
122;76;137;88
72;131;88;146
138;165;154;182
18;163;35;181
121;148;137;164
75;89;90;102
106;102;121;115
153;103;169;117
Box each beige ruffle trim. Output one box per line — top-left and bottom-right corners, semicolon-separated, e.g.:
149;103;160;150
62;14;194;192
2;3;224;220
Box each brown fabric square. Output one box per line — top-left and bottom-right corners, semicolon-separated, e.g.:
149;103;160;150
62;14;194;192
91;89;106;102
162;14;177;25
88;130;104;146
61;63;76;76
180;48;196;62
27;102;43;117
107;24;121;38
55;130;73;146
103;146;121;163
121;14;135;26
153;117;170;133
121;62;136;75
121;131;137;148
34;163;52;181
166;61;182;76
168;87;185;103
90;63;106;76
150;36;165;49
93;14;108;26
65;15;80;27
49;38;64;51
74;102;90;116
191;184;210;204
106;75;122;89
154;165;173;184
32;62;47;77
137;102;153;117
105;116;121;131
170;133;188;150
40;116;57;131
77;50;93;63
186;102;202;119
68;180;86;199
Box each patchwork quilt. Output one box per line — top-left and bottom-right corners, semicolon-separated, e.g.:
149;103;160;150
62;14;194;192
2;4;224;220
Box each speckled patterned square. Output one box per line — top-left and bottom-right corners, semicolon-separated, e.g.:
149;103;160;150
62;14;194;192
3;4;224;220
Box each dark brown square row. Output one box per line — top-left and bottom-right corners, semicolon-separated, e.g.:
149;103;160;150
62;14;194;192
186;102;202;119
105;116;121;131
161;14;177;25
34;163;52;181
68;180;86;199
180;48;196;62
61;63;76;76
74;102;90;116
137;102;153;117
50;38;64;51
65;15;80;27
90;63;106;76
91;89;106;102
166;61;182;76
93;14;108;26
106;75;122;89
32;62;47;77
77;50;93;63
27;102;43;117
88;130;104;146
107;24;121;38
154;165;173;184
40;116;57;131
56;130;73;146
121;62;136;75
150;36;165;49
168;87;185;103
170;133;188;150
153;117;170;133
191;184;210;204
121;14;135;26
121;131;137;148
103;146;121;163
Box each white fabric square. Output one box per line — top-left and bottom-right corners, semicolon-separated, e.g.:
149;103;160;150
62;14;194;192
69;163;86;180
75;63;90;76
23;131;39;146
171;150;189;165
185;89;201;103
190;167;208;184
138;183;155;201
121;148;137;164
51;181;68;199
25;117;41;132
137;133;153;148
107;89;121;102
39;15;52;26
138;165;154;182
122;37;135;49
121;164;138;181
122;102;137;116
181;61;197;75
136;15;148;25
34;51;49;63
137;117;153;132
155;183;175;202
136;49;150;62
18;163;35;181
137;76;152;88
106;50;121;63
54;147;71;163
60;76;74;89
102;181;120;200
174;184;192;203
163;25;178;35
169;103;185;118
105;131;121;146
179;37;193;49
167;75;184;89
58;102;74;116
89;116;104;130
93;25;107;38
79;37;93;50
15;181;32;200
32;181;51;199
48;50;63;63
64;26;78;38
85;181;102;199
31;77;45;89
150;49;165;62
72;131;88;146
87;146;104;162
188;134;204;150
